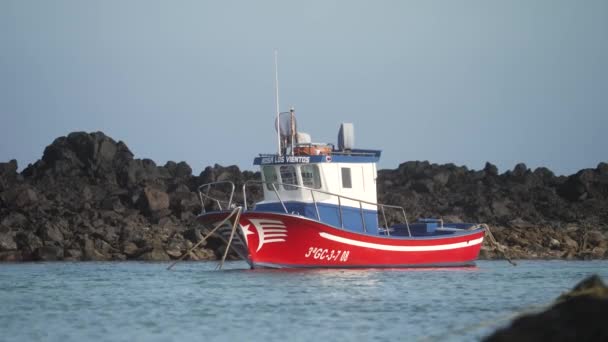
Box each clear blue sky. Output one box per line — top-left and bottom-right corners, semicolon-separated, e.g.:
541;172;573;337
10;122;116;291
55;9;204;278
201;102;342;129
1;0;606;176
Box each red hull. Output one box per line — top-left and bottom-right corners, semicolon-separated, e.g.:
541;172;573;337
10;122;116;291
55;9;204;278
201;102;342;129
199;211;485;269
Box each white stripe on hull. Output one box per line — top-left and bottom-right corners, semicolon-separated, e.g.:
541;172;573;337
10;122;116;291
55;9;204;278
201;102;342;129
319;232;484;252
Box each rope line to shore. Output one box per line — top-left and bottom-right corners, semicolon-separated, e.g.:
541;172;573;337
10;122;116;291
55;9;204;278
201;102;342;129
167;206;242;270
481;224;517;266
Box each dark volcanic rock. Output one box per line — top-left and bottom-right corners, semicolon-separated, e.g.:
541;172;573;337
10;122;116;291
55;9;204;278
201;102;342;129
169;190;199;216
484;162;499;177
378;161;608;232
34;245;64;261
15;232;43;260
2;184;39;209
137;247;170;261
26;132;130;181
0;131;220;261
0;228;17;251
165;161;192;180
558;175;588;201
485;275;608;342
557;167;608;203
0;159;19;192
142;187;170;213
199;164;244;184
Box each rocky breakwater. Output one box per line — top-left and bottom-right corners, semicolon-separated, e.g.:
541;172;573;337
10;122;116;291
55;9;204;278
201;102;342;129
1;131;607;261
0;132;259;262
378;161;608;259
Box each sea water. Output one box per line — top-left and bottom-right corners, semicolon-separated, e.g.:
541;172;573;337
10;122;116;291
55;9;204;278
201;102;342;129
1;260;607;342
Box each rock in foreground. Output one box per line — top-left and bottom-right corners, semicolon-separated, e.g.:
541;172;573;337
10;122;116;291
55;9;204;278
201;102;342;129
484;275;608;342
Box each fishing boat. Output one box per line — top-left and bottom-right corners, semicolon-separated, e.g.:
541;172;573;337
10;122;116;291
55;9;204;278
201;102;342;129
195;105;486;269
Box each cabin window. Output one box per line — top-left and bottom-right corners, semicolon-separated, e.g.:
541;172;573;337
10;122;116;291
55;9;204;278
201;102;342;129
280;165;298;190
301;165;322;189
262;166;278;190
341;167;352;188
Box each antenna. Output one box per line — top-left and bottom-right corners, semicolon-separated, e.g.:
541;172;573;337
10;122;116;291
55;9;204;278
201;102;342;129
274;50;281;156
290;106;295;156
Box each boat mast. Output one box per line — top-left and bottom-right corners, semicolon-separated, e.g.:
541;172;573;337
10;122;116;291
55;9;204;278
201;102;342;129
290;106;295;156
274;50;281;156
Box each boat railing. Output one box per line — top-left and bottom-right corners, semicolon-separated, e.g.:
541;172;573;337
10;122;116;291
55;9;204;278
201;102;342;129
257;149;379;157
241;180;411;236
328;150;379;157
197;181;235;214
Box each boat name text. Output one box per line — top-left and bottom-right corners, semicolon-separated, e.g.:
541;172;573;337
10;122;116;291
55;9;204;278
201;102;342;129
261;156;310;164
304;247;350;262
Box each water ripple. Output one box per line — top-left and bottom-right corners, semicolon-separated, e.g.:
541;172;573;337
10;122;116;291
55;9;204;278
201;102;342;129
0;260;606;341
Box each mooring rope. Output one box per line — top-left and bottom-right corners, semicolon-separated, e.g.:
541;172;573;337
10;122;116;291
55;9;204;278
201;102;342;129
167;206;242;270
480;223;517;266
216;206;243;270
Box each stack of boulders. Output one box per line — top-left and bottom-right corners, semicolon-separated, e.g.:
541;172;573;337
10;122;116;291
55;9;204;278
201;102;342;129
0;132;259;262
378;161;608;259
0;131;606;261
